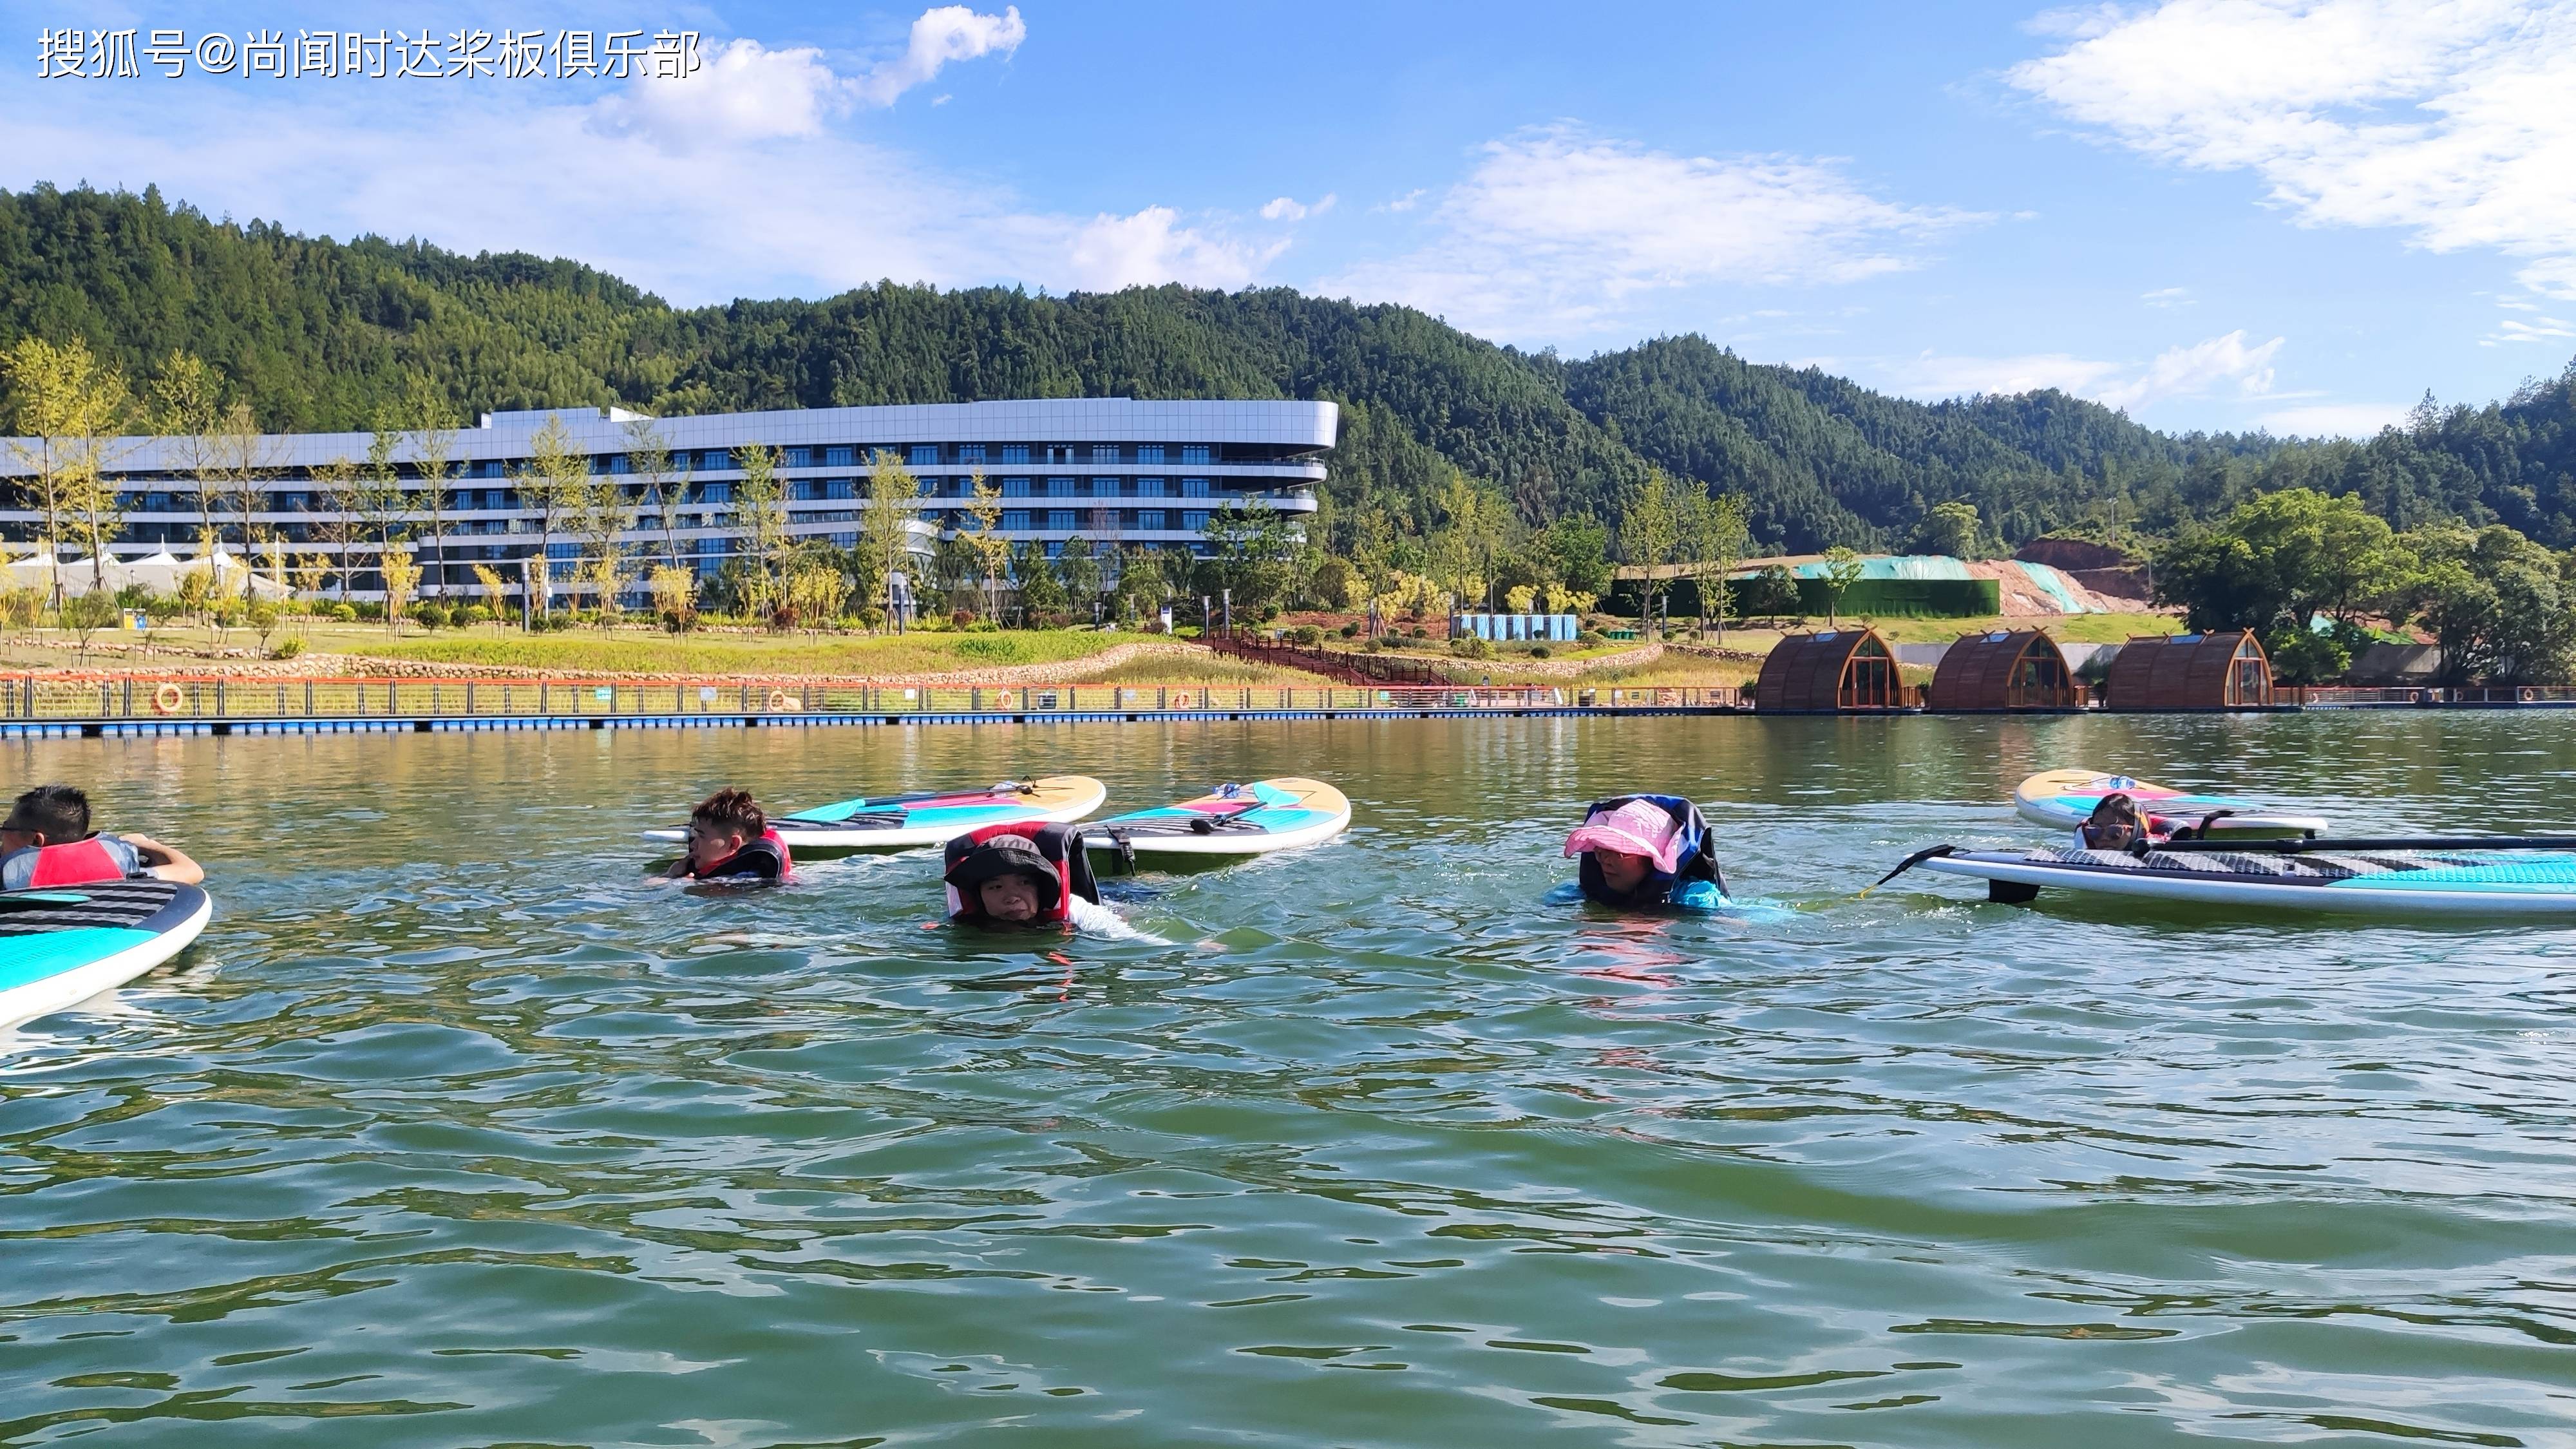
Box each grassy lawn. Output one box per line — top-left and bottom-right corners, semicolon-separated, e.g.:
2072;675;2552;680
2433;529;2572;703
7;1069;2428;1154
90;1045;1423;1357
352;626;1139;676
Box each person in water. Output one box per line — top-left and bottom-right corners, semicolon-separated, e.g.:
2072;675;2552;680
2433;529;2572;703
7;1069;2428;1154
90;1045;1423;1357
1559;796;1727;910
2075;793;2155;851
664;787;792;882
0;784;203;889
943;824;1153;940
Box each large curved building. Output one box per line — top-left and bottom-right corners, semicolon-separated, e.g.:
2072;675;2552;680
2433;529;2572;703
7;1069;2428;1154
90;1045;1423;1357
1;397;1336;597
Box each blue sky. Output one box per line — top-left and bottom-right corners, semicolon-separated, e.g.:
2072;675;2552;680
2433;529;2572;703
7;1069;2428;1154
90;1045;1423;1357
5;1;2573;436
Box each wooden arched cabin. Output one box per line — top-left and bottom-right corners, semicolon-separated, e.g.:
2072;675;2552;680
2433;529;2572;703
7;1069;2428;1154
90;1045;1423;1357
2102;630;2275;711
1928;629;2081;712
1753;627;1906;714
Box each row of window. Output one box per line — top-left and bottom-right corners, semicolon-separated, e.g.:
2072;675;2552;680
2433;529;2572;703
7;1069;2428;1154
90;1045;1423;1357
990;510;1208;533
450;442;1227;476
114;480;1253;513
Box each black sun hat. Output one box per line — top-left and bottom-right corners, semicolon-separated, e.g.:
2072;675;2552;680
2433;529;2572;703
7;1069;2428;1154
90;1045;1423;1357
942;833;1063;895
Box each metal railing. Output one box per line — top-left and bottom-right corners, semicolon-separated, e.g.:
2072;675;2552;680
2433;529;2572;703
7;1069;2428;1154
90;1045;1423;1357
2289;685;2576;707
0;674;1745;724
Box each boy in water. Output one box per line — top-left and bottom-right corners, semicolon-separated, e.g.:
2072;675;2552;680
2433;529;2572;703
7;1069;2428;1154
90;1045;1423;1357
943;828;1155;940
2076;793;2155;851
663;788;791;882
0;785;204;889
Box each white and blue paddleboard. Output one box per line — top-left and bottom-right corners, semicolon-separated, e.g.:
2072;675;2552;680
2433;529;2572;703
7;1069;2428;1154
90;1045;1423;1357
1083;778;1352;867
1923;845;2576;917
643;775;1106;856
1;879;213;1030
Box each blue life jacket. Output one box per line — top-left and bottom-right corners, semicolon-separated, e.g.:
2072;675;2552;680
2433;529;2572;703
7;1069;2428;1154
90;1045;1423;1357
1575;794;1728;909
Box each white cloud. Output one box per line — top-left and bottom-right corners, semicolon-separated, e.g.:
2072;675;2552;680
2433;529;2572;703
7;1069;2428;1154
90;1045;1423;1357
2098;328;2282;406
2487;314;2576;344
2141;285;2193;307
2008;0;2576;300
1059;207;1287;292
855;5;1027;106
2257;401;2410;435
0;70;1269;307
1260;196;1305;221
1318;127;1981;336
596;39;848;148
1886;328;2284;412
1381;188;1427;213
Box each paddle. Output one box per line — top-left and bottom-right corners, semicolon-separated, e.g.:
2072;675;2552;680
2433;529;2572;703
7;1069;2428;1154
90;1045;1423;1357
2146;835;2576;855
1857;844;1956;896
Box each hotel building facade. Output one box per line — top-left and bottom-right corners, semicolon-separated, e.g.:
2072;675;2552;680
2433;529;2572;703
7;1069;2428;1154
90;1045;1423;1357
1;397;1336;598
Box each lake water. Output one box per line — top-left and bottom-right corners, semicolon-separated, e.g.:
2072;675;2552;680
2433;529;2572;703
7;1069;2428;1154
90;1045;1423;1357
5;714;2575;1447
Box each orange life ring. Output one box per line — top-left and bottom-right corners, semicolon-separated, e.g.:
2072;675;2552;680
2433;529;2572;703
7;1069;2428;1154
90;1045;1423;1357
766;689;791;711
151;683;185;715
1173;691;1192;708
2522;687;2538;703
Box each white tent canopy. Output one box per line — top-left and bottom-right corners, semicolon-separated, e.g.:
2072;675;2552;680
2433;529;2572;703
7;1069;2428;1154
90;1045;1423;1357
1;547;290;600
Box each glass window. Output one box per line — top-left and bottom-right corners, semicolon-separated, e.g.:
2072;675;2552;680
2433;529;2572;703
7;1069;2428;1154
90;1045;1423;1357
1182;444;1211;464
1003;477;1032;498
1000;444;1030;464
1045;541;1064;557
1046;477;1074;497
1003;510;1031;531
1090;476;1119;498
1137;509;1166;531
1137;443;1165;464
825;445;854;467
1182;510;1209;531
783;448;810;468
1047;509;1077;531
916;475;939;497
828;478;856;500
957;443;986;464
1182;477;1209;497
1136;477;1166;498
702;482;732;503
909;444;939;466
1090;444;1119;464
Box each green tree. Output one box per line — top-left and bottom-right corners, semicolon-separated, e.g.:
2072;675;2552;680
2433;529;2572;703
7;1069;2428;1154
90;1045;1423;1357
2397;523;2575;685
2154;489;2412;673
1014;540;1068;624
519;415;587;617
404;377;461;598
624;418;690;571
858;448;920;629
732;442;790;622
1202;497;1302;621
1537;513;1613;602
1820;545;1866;628
1681;491;1751;639
1;335;133;601
1057;536;1104;621
1911;499;1983;559
148;349;225;546
1622;468;1684;634
958;469;1010;620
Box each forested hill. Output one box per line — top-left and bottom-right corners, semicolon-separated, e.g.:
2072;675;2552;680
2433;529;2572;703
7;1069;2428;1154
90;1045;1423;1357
6;183;2574;551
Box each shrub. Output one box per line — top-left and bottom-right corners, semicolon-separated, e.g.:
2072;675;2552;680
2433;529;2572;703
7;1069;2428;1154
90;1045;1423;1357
965;618;1001;633
1577;630;1604;648
1410;625;1428;638
1289;624;1322;646
1530;645;1551;659
269;637;304;660
1448;636;1495;660
330;603;358;622
1338;622;1359;638
951;609;977;629
461;605;493;625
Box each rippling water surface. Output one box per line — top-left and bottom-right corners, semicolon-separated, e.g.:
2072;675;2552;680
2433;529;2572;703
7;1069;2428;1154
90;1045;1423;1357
5;714;2576;1446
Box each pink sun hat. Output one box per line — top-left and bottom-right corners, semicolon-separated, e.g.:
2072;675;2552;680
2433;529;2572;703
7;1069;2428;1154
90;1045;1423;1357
1562;799;1683;872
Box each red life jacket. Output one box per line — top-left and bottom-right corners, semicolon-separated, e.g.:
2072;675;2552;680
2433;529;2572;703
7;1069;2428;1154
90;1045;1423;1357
943;822;1099;925
27;837;129;888
689;827;793;882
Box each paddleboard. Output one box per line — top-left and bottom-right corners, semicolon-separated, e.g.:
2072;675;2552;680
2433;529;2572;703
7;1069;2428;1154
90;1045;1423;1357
1;878;213;1030
1921;845;2576;916
2013;769;2329;838
643;776;1106;856
1083;778;1352;867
